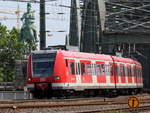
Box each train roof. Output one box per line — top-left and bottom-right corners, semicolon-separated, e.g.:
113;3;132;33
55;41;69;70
31;50;141;66
59;50;141;65
59;50;134;63
31;50;57;54
58;50;112;61
112;56;134;64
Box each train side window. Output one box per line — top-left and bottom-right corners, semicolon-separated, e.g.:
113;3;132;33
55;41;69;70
129;67;131;76
140;69;142;77
125;66;128;76
65;59;68;67
106;65;109;72
120;65;123;76
114;65;116;75
127;67;130;76
110;64;113;76
123;66;125;76
78;63;81;74
70;62;75;75
116;65;118;76
139;69;141;77
127;67;129;76
126;66;128;76
92;64;96;76
101;64;105;75
96;64;101;76
120;65;125;76
141;69;142;77
131;67;134;76
134;67;137;77
136;68;139;77
105;64;109;76
137;69;139;77
76;62;80;75
94;64;97;76
81;63;86;75
116;65;120;76
87;63;92;75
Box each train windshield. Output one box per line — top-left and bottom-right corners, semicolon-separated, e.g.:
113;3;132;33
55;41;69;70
32;53;56;77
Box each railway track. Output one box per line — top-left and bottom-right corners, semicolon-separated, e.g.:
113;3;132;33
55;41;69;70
1;101;150;113
0;94;150;113
78;105;150;113
0;93;149;104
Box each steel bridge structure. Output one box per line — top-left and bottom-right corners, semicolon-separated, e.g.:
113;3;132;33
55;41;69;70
69;0;150;88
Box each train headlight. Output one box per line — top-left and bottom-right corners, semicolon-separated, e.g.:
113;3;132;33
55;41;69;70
54;76;60;80
28;78;31;81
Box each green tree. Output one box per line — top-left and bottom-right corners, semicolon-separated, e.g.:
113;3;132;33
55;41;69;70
0;25;30;82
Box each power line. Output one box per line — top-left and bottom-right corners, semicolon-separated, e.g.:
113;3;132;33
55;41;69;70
0;0;39;3
0;0;57;3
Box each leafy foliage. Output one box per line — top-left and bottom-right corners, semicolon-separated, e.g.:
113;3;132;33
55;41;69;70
0;25;32;82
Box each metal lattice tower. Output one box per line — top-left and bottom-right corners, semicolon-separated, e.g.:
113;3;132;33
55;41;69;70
69;0;81;47
69;0;106;53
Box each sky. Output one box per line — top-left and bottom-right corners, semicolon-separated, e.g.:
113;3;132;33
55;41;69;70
0;0;71;49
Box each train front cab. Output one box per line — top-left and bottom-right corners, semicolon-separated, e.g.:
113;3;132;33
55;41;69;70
26;50;60;98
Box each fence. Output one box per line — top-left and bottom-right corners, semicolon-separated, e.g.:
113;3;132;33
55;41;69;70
0;91;30;100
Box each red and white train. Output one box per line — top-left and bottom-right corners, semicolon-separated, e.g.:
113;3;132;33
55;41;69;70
26;50;143;98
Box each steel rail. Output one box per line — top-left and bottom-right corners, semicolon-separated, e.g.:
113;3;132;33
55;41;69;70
0;95;150;104
77;105;150;113
0;101;127;109
1;100;150;109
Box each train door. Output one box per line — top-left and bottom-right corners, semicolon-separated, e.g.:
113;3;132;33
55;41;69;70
113;63;117;88
114;63;119;87
109;63;115;84
120;64;126;84
92;61;97;84
105;62;115;88
116;63;121;88
96;61;106;86
105;62;110;86
80;60;92;83
67;59;76;83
